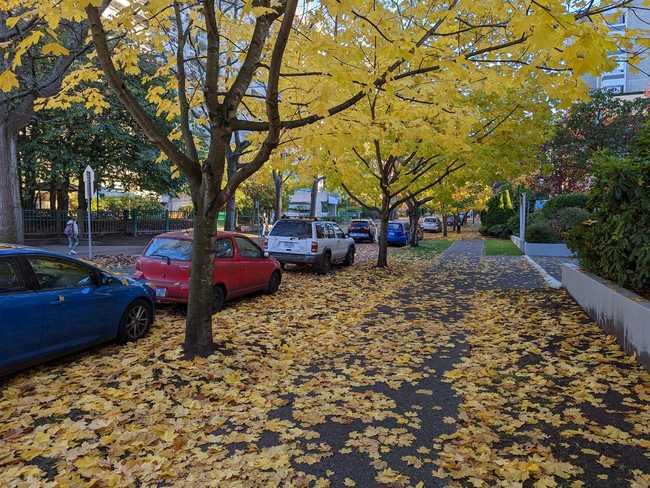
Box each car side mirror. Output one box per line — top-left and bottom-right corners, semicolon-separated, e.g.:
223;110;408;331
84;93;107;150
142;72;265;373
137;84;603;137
263;251;270;258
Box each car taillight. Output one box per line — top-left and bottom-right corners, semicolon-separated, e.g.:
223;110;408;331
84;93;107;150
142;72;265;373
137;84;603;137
133;270;144;279
311;241;318;253
135;260;142;271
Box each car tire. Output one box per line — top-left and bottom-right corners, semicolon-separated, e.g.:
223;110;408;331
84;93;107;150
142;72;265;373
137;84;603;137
343;246;355;266
212;285;225;314
266;271;281;294
317;252;332;275
117;299;152;343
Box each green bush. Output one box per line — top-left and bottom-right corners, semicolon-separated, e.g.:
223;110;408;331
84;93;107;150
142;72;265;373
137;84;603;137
526;222;562;243
506;214;520;235
540;193;588;219
566;155;650;292
548;207;591;236
487;224;512;239
481;191;516;228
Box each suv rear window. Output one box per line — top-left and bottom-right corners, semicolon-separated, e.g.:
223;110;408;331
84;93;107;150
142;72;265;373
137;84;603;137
270;220;312;238
145;238;192;261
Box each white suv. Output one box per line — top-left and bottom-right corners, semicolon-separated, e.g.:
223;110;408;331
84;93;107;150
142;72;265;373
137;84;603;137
266;219;356;274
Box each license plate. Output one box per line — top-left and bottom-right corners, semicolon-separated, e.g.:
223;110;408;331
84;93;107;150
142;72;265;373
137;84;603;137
350;232;365;237
155;288;167;298
281;241;295;249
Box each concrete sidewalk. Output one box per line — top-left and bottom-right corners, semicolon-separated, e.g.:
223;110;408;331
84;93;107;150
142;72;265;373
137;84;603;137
34;243;145;257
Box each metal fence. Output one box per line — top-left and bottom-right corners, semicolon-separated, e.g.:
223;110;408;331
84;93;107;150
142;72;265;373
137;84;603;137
23;209;195;238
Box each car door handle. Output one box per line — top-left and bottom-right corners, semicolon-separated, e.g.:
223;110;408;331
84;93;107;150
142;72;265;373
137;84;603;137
50;295;65;305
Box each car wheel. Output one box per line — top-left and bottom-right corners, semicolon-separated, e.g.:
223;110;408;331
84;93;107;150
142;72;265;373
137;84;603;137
117;299;152;343
266;271;281;294
317;252;332;274
343;246;355;266
212;285;225;314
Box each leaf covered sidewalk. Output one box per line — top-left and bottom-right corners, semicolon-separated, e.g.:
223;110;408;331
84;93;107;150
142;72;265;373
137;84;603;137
1;241;649;487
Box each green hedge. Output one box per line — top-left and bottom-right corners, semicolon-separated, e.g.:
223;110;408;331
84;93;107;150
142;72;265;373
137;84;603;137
567;155;650;292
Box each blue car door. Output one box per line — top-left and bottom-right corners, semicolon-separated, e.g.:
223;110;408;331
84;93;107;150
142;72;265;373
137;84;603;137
25;255;114;353
0;257;46;374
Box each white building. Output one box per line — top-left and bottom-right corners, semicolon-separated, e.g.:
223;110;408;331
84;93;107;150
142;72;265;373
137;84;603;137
584;1;650;97
286;184;340;219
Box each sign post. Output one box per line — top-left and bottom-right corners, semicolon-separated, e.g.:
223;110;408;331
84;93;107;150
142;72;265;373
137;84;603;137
83;166;95;259
519;192;527;251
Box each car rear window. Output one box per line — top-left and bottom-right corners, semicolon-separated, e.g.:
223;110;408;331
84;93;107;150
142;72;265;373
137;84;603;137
145;238;192;261
270;220;312;238
388;223;402;231
350;221;368;228
424;217;436;222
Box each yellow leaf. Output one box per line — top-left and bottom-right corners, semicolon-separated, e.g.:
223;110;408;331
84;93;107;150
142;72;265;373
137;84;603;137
42;42;70;56
0;70;19;92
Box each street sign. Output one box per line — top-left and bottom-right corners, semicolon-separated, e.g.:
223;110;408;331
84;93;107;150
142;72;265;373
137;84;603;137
83;165;94;199
83;165;94;259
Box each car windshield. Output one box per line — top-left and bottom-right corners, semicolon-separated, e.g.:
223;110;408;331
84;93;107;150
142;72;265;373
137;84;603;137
144;238;192;261
270;220;311;238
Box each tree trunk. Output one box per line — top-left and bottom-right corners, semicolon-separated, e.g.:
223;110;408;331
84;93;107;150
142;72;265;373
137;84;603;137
377;195;390;267
309;177;319;218
406;199;420;247
272;170;283;222
0;123;24;243
442;214;448;237
77;171;87;214
184;187;218;358
224;149;238;231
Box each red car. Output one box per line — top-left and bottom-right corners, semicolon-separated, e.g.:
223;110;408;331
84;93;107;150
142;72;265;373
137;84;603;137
134;230;281;311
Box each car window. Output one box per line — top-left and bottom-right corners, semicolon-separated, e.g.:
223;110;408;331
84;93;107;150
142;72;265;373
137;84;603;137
145;238;192;261
316;223;326;239
214;239;234;258
270;220;311;238
333;224;345;239
388;223;401;231
324;223;335;238
27;257;94;290
235;237;263;258
349;221;367;228
0;259;24;294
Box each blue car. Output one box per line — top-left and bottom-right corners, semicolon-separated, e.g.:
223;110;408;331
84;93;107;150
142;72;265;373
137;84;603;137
0;244;155;376
386;221;410;246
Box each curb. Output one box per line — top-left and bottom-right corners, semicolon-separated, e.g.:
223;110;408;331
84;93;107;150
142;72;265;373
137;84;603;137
524;255;562;289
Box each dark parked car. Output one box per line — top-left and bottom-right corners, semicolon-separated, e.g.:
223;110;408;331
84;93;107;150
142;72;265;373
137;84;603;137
0;245;155;376
347;219;377;243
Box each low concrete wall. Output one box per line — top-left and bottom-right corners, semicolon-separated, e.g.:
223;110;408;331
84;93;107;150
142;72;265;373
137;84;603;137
510;235;575;257
562;264;650;371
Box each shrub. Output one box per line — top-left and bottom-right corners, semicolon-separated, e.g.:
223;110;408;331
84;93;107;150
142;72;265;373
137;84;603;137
506;214;520;235
566;155;650;292
526;222;562;243
487;224;512;239
481;192;516;228
540;193;588;219
548;207;591;236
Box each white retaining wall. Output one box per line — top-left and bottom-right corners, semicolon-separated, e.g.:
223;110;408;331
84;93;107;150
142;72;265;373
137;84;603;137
562;264;650;372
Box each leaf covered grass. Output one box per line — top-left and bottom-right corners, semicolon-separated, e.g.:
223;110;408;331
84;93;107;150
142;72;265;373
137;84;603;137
402;239;452;257
484;238;522;256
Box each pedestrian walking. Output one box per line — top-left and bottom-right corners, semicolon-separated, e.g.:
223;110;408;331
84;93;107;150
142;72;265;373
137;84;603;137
64;218;79;255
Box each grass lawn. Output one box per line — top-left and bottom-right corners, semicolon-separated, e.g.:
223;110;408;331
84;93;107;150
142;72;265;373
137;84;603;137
406;239;452;256
484;238;522;256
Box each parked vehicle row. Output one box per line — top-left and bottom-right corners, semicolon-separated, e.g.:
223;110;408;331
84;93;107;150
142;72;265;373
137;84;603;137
1;216;425;376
